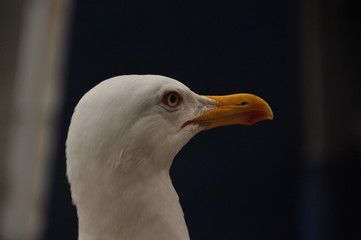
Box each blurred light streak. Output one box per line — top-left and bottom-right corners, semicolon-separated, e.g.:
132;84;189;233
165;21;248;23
0;0;73;239
298;0;324;240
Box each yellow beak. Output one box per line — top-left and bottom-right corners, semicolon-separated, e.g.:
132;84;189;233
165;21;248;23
185;93;273;130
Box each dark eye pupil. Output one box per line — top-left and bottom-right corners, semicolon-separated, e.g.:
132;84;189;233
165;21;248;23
170;94;177;103
163;92;181;107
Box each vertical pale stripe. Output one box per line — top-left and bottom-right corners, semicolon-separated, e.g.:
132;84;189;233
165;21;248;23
1;0;73;239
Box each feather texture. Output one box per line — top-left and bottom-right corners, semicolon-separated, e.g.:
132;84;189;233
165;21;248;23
66;75;212;240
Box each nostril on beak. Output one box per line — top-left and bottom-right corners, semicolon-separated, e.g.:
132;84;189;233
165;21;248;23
236;102;248;106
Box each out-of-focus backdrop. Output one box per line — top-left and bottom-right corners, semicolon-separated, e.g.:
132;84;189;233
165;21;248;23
0;0;360;240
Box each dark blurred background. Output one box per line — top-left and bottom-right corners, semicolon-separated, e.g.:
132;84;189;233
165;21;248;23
0;0;360;240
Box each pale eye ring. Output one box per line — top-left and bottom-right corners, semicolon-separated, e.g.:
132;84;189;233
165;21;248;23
162;91;182;108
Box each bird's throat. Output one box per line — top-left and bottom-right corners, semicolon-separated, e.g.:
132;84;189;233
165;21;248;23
77;169;190;240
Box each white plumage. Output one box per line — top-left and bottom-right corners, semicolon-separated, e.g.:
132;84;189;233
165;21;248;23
66;75;273;240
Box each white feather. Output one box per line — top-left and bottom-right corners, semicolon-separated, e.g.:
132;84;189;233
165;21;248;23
66;75;215;240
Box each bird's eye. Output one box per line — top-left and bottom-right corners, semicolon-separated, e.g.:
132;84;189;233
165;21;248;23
162;91;182;108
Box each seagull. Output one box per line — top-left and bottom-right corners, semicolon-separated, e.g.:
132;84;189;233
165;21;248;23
66;75;273;240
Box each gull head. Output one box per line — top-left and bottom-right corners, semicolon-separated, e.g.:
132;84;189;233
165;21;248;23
66;75;273;239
